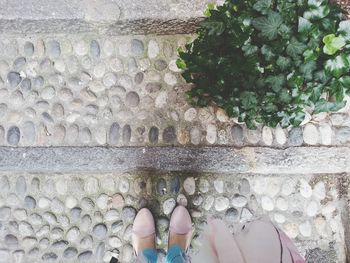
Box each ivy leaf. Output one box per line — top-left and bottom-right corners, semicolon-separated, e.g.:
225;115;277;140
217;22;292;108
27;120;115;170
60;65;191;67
303;49;318;62
314;70;330;84
298;17;312;33
323;34;346;55
287;72;304;88
276;56;291;70
265;75;286;92
252;12;283;40
253;0;272;15
300;61;317;81
279;88;292;103
309;84;323;103
204;3;216;17
287;38;307;57
338;20;350;41
290;111;306;126
340;76;350;90
264;102;278;112
261;45;275;61
240;91;258;110
304;5;330;20
325;54;350;78
314;99;346;113
329;79;345;102
176;58;186;70
242;44;258;56
201;21;226;36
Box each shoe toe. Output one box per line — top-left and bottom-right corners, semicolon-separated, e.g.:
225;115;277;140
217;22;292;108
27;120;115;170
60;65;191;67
133;208;155;238
169;206;192;234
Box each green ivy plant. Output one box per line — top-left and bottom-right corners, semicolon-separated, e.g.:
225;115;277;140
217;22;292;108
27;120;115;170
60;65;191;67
177;0;350;129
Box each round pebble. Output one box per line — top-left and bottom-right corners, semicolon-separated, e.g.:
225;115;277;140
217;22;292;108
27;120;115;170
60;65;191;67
122;207;136;222
276;196;288;211
15;176;26;196
125;91;140;107
7;126;20;145
93;223;107;239
299;179;312;198
24;41;34;56
78;251;93;262
84;177;99;194
215;196;229;211
105;209;120;222
64;247;78;259
275;126;287;145
225;208;239;223
109;236;122;248
103;72;117;87
81;197;95;211
261;196;274;211
74;40;88;56
163;198;176;215
176;194;188;207
90;40;101;59
66;226;80;242
148;40;159;58
110;122;120;145
149;126;159;144
262;126;273;145
183;177;195;195
231;195;247;207
163;126;176;143
313;181;326;200
306;200;319;217
47;40;61;58
288;127;304;146
205;124;217;145
303;124;319;145
214;179;224;194
131;39;144;55
299;221;312;237
24;196;36;209
231;126;244;146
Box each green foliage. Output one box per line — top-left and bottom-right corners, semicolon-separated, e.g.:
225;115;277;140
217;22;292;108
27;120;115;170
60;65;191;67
177;0;350;128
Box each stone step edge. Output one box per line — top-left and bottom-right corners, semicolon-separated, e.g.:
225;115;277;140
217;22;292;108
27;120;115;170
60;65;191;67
0;146;349;173
0;18;203;35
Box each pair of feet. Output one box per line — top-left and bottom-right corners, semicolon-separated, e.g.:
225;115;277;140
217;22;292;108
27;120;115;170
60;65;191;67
132;206;192;256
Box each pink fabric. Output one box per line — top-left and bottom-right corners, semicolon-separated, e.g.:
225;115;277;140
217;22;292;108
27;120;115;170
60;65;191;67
192;219;305;263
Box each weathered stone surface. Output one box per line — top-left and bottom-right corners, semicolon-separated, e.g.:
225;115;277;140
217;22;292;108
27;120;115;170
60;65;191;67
0;147;348;174
0;0;223;34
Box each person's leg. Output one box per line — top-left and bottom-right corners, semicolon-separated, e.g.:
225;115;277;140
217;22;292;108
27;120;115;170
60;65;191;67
166;206;192;263
132;208;158;263
165;244;187;263
136;248;158;263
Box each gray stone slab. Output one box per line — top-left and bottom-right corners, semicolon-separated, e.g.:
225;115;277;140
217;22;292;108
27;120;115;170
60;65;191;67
0;0;223;34
0;146;349;173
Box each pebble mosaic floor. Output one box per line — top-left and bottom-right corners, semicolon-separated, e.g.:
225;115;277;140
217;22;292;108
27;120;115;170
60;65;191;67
0;35;349;147
0;172;346;262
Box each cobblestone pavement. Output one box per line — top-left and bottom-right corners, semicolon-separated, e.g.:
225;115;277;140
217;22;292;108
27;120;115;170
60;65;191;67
0;25;350;263
0;172;346;262
0;34;349;148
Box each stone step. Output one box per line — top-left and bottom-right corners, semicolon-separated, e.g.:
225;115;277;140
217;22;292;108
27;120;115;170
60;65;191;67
0;171;346;262
0;34;349;148
0;146;349;174
0;0;223;34
0;0;349;35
